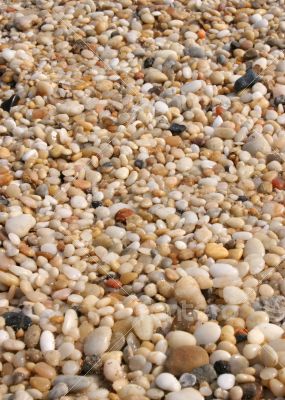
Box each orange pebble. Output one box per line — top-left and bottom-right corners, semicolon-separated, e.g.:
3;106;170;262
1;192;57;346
105;279;122;289
215;106;224;116
198;30;206;39
272;177;285;190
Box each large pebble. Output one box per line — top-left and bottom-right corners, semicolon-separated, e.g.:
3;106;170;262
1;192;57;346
209;263;239;278
243;238;265;257
84;326;112;355
256;323;284;341
165;345;209;376
243;134;271;155
5;214;36;238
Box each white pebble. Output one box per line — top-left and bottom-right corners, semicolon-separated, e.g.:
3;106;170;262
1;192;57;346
156;373;181;392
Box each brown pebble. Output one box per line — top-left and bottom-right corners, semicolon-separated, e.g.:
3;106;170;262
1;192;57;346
115;208;134;222
165;345;209;376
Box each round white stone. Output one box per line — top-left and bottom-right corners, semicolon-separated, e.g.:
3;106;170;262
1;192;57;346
194;322;221;345
156;373;181;392
155;101;169;114
70;196;88;209
176;157;193;172
165;388;203;400
217;374;235;390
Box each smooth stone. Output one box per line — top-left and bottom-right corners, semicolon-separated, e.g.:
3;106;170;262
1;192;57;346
48;383;69;400
165;345;209;376
103;359;123;382
174;276;207;310
166;331;196;348
155;373;181;392
223;286;248;305
40;330;55;352
260;344;278;367
5;214;36;238
53;375;91;392
246;311;269;330
165;388;204;400
184;46;205;58
256;323;284;341
205;243;229;259
133;315;154;340
144;68;168;83
56;100;84;116
179;373;197;388
209;263;239;278
194;322;221;345
181;81;202;94
243;238;265;257
217;373;235;390
84;326;112;355
191;364;217;383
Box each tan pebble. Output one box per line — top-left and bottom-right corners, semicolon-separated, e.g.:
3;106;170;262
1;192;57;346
235;374;255;383
0;271;19;287
43;350;60;367
269;378;285;397
0;147;10;158
165;136;182;146
0;166;13;185
120;272;138;285
205;243;229;259
34;362;56;380
30;376;51;392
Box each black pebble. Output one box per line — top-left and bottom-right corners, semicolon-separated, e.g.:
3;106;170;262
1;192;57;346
274;95;285;106
235;330;248;343
134;159;144;169
230;41;240;51
3;312;32;331
234;69;261;93
214;360;231;375
80;355;103;375
1;94;20;112
237;195;248;202
169;123;187;135
144;57;154;68
91;200;103;208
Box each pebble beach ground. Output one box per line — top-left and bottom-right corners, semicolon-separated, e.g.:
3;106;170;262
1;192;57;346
1;0;285;399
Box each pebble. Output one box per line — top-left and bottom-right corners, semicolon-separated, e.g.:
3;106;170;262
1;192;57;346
191;364;217;383
56;100;84;116
4;312;32;331
155;373;181;392
165;345;209;376
223;287;248;305
165;388;204;400
217;373;236;390
5;214;36;238
194;322;221;345
234;69;261;92
1;94;20;112
84;326;112;355
179;373;197;388
174;276;207;310
185;46;205;58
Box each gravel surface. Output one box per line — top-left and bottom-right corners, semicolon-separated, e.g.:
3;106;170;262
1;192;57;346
1;0;285;399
